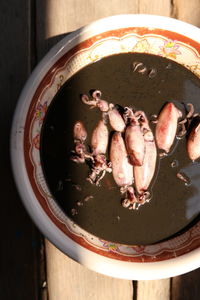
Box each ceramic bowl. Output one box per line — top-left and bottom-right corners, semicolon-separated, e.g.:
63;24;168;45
11;14;200;280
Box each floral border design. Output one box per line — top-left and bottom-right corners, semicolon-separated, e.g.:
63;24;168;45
27;30;200;261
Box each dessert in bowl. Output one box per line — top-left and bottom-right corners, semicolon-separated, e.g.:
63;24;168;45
11;14;200;279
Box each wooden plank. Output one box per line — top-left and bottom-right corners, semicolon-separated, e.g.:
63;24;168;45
37;1;200;300
171;269;200;300
36;0;139;59
172;0;200;27
0;0;41;299
36;1;139;299
137;280;170;300
45;240;133;300
139;0;171;16
170;1;200;300
133;2;172;299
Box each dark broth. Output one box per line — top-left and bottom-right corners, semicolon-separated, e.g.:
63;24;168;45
40;53;200;245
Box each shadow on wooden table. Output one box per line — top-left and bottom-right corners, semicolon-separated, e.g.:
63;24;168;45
2;1;200;299
0;1;42;300
171;268;200;300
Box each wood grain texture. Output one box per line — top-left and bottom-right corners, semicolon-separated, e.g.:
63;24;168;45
0;0;41;299
137;280;170;300
139;0;171;15
37;1;200;299
36;0;139;59
45;240;133;300
172;0;200;27
36;1;138;299
170;1;200;299
135;3;171;299
171;269;200;300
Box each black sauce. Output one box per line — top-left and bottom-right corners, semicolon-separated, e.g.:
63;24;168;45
40;53;200;245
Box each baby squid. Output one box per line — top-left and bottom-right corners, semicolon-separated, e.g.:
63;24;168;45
73;121;87;143
133;111;157;200
71;121;92;163
121;186;138;210
91;119;108;155
81;90;109;112
107;104;126;132
88;119;111;185
187;119;200;161
155;102;182;155
87;154;112;186
81;90;125;132
124;107;145;166
110;132;133;187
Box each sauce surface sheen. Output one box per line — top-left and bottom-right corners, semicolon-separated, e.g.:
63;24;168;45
41;53;200;245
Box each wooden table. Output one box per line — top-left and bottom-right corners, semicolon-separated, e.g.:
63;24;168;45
2;1;200;299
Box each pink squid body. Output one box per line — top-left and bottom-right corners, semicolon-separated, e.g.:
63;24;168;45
73;121;87;142
110;132;133;187
91;120;108;155
187;121;200;161
155;102;182;153
134;113;157;194
125;119;145;166
108;105;126;132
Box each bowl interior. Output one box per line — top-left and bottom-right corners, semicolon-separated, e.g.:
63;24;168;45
41;52;200;245
20;18;200;266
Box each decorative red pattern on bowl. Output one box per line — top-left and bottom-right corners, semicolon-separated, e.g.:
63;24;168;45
11;15;200;279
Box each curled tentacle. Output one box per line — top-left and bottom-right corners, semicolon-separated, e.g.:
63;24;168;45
92;90;102;99
176;172;191;186
186;103;194;119
81;91;109;112
177;103;195;138
81;94;98;108
151;114;158;124
87;154;112;186
138;191;151;204
123;106;135;123
121;186;138;210
176;122;187;138
132;62;147;74
148;68;157;79
159;151;167;158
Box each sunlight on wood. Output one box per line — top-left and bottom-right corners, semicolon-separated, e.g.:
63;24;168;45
45;0;139;38
139;0;171;16
45;240;133;300
137;280;170;300
173;0;200;27
40;0;200;299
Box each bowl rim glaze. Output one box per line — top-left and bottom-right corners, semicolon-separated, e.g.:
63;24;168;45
11;14;200;280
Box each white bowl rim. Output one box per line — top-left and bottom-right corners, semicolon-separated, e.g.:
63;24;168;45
10;14;200;280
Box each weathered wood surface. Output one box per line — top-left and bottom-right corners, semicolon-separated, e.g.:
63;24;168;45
137;280;170;300
4;0;200;299
172;0;200;27
37;0;200;299
36;1;172;299
0;0;41;299
171;268;200;300
45;240;133;300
